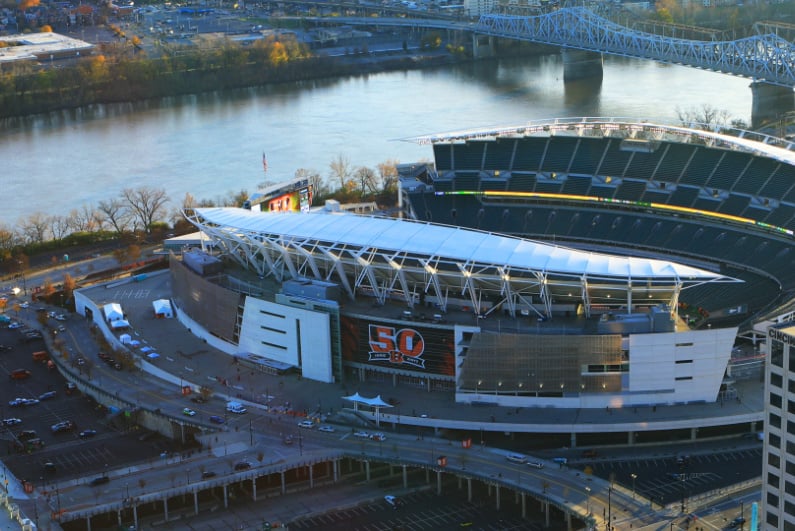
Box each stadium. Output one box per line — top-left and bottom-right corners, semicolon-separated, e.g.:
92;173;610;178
171;117;795;411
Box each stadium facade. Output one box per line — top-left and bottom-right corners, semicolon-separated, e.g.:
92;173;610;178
174;118;795;411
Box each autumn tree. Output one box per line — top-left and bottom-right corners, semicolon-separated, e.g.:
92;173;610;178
62;273;76;303
122;186;169;234
127;244;141;264
377;160;399;192
41;278;56;301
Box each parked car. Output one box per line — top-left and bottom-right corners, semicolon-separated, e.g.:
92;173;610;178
38;391;56;401
209;415;225;424
51;420;74;433
65;382;77;395
9;369;32;380
18;430;37;440
233;461;251;471
297;420;315;429
1;418;21;426
79;429;97;438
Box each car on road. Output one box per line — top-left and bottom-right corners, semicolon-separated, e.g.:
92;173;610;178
8;398;28;407
282;435;294;446
353;431;370;439
201;471;217;479
506;454;528;464
65;382;77;395
90;476;110;486
9;369;32;380
8;322;23;329
527;461;545;469
384;495;401;508
43;462;56;474
552;457;568;465
79;429;97;438
19;302;29;309
54;314;67;321
51;420;74;433
209;415;225;424
728;517;746;529
297;420;314;429
38;391;56;401
182;408;197;417
369;433;386;442
2;418;21;426
318;425;336;433
233;461;252;471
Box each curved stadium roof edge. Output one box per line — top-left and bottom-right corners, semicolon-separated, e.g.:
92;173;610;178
192;207;740;283
404;117;795;167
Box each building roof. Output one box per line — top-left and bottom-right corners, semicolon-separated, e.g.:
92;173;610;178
192;207;725;282
187;207;741;318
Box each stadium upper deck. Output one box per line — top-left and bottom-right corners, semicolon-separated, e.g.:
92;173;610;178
401;118;795;325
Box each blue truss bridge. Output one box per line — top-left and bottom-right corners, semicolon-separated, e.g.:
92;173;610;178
475;8;795;87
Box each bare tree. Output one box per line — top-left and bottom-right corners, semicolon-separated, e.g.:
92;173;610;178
354;166;378;195
49;214;70;241
122;187;169;233
97;198;132;234
20;213;50;244
329;154;352;191
676;104;734;131
67;205;100;233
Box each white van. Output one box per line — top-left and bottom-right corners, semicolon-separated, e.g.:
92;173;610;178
226;401;247;414
527;461;545;469
506;454;527;464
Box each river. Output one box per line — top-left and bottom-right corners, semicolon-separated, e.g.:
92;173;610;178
1;54;757;227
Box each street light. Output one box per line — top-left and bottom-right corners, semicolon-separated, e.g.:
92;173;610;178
585;486;591;514
631;473;637;499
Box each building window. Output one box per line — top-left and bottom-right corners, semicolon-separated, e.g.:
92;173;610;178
787;460;795;476
767;492;779;508
771;340;784;368
675;376;693;381
770;433;781;448
769;453;781;469
786;480;795;496
771;393;782;409
770;412;781;429
771;372;783;388
789;378;795;394
766;512;779;528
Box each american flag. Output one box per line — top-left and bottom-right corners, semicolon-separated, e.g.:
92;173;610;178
262;152;268;173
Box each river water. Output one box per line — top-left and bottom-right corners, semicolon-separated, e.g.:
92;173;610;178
1;54;758;226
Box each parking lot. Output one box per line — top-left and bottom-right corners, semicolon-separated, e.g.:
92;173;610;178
0;308;186;488
583;447;763;506
289;487;549;531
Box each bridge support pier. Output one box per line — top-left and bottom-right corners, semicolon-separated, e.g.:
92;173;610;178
562;48;603;82
365;460;371;482
570;432;577;448
165;495;171;519
193;490;199;515
751;81;794;128
280;472;286;495
545;500;550;527
628;431;635;445
521;492;526;518
252;478;257;501
309;465;314;488
333;459;339;482
403;465;408;488
85;516;92;531
472;34;495;59
690;427;698;441
565;510;572;531
133;503;138;529
495;484;501;510
437;470;442;495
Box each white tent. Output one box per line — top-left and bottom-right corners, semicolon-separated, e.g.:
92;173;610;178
104;302;124;322
152;299;173;319
120;333;132;344
110;319;130;329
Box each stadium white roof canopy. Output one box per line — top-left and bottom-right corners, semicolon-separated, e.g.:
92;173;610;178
187;208;740;318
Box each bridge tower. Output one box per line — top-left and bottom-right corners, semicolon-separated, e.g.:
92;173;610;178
472;34;495;59
750;82;795;129
561;48;603;83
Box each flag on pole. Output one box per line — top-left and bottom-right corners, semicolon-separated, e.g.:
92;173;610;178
262;152;268;173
